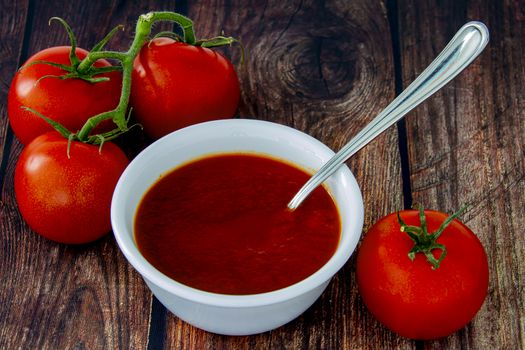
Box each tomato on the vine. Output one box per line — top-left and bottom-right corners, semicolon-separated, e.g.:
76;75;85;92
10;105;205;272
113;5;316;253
8;46;122;145
14;132;129;244
356;208;489;340
130;38;240;139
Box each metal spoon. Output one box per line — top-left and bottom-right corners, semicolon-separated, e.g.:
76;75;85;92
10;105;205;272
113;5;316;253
288;21;489;210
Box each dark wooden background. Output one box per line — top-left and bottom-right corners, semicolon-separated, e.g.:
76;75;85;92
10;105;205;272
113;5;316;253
1;0;523;349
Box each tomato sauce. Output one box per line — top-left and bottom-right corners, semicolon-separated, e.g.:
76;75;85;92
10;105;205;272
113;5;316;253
134;154;341;295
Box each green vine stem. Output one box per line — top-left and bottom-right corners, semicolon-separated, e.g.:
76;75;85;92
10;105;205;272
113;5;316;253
397;205;467;269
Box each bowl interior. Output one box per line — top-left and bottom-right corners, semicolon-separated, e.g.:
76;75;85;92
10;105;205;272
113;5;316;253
111;119;364;307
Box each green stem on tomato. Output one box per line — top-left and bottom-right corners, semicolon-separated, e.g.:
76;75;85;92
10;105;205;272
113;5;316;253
143;12;196;44
91;24;125;53
397;205;467;270
49;17;81;67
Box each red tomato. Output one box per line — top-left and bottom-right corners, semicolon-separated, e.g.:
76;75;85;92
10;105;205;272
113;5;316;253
356;210;489;340
8;46;122;145
130;38;240;139
14;132;129;244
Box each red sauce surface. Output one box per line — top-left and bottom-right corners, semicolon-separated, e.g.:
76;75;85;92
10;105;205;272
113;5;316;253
134;154;341;295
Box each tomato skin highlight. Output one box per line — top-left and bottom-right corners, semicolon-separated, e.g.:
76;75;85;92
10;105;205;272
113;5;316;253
14;132;129;244
356;210;489;340
8;46;122;145
130;38;240;139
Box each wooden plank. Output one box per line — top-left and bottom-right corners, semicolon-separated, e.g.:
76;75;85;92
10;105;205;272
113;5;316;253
397;0;525;349
162;1;411;348
0;1;175;349
0;1;32;348
0;0;28;184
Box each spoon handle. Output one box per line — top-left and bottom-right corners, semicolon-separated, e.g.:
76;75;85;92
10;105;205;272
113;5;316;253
288;21;489;210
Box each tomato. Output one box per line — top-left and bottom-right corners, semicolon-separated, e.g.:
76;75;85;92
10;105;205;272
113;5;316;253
8;46;122;145
130;38;240;139
14;132;129;244
356;209;489;340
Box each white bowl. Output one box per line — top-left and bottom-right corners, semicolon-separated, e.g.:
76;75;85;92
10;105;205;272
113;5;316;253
111;119;364;335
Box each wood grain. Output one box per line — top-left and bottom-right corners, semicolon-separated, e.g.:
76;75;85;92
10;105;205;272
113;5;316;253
159;1;410;349
0;1;174;349
397;0;525;349
0;0;523;349
0;0;28;185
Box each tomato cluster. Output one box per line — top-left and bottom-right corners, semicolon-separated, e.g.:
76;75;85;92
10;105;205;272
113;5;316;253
8;14;240;244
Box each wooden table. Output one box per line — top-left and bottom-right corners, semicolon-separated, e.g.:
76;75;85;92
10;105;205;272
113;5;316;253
1;1;523;349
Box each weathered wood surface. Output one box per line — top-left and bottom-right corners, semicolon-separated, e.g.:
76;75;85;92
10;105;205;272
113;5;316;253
0;0;523;349
397;0;525;349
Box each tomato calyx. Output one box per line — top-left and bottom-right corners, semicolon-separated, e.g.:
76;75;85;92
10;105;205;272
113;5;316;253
397;205;467;269
21;17;124;84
